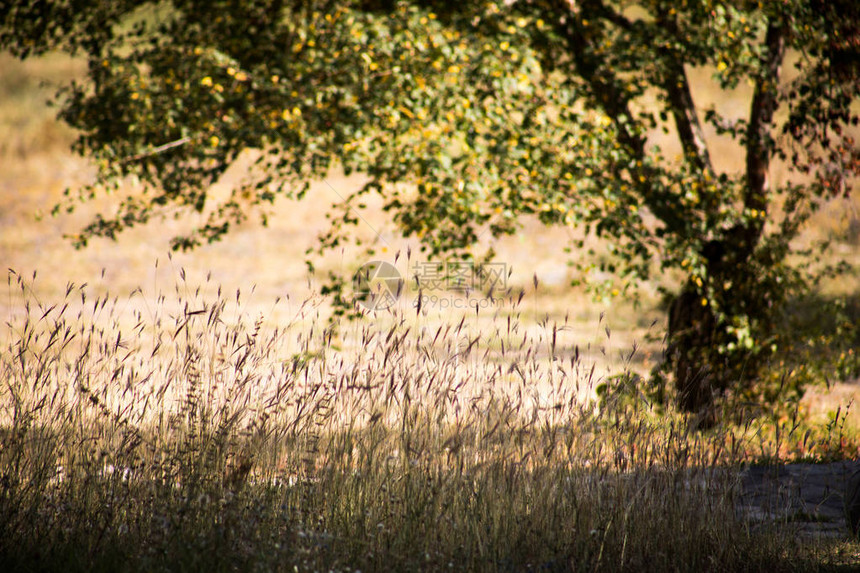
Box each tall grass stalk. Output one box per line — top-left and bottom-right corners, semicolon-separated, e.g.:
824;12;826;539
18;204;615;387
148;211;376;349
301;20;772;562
0;268;836;572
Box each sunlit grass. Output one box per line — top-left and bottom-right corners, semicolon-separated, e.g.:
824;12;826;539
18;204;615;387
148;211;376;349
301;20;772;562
2;268;859;571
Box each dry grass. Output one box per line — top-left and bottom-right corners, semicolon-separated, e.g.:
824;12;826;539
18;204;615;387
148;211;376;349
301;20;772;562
1;267;854;572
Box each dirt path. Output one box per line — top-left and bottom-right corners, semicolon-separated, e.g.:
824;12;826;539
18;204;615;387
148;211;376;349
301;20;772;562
736;460;860;539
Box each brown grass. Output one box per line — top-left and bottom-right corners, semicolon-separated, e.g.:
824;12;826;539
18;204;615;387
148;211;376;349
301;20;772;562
2;267;855;572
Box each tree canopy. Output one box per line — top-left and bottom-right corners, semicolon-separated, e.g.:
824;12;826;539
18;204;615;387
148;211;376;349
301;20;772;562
3;0;859;415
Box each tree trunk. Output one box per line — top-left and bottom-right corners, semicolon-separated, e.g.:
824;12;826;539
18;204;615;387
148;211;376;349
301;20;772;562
668;286;716;413
668;230;765;417
667;235;740;415
669;19;785;417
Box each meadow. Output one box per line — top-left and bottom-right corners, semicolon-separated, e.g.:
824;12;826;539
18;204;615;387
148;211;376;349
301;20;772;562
2;52;860;571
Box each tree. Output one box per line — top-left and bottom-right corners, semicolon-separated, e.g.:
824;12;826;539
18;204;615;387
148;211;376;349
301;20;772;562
3;0;858;416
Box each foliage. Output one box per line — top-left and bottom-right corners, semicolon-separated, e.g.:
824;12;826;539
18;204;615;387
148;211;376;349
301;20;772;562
748;291;860;407
2;0;859;412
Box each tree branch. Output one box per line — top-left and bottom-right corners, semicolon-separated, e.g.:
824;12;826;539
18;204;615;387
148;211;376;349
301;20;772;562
744;18;786;245
123;137;191;163
549;0;688;236
656;9;714;178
